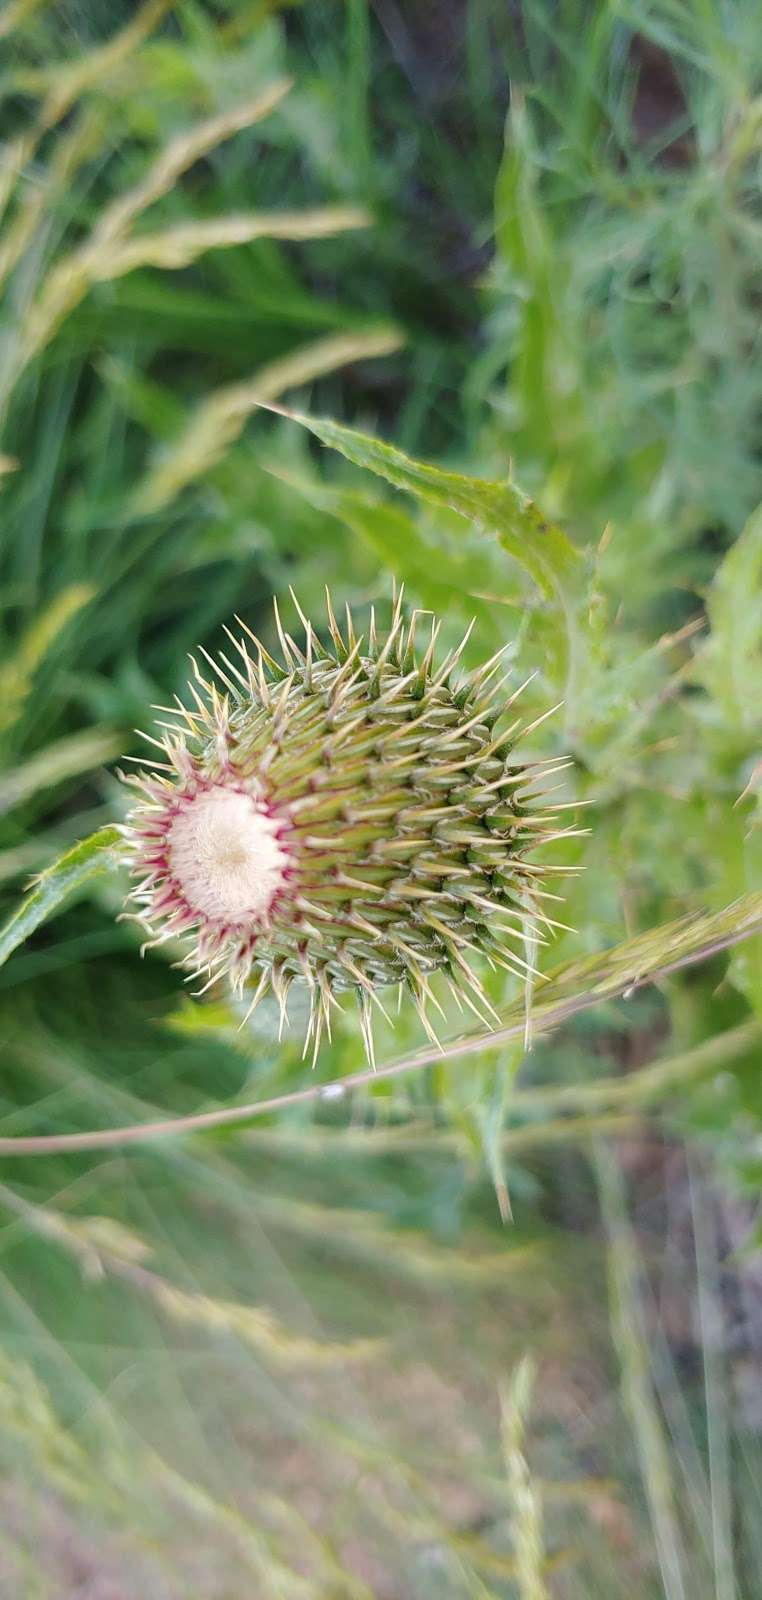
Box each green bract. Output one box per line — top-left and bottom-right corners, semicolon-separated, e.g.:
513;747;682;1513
121;592;570;1062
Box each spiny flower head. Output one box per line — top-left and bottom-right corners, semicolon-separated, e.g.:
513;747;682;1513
120;590;573;1064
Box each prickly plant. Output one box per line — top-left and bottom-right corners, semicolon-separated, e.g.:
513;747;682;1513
120;591;572;1063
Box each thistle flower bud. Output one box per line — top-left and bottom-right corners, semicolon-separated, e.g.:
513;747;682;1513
120;591;569;1064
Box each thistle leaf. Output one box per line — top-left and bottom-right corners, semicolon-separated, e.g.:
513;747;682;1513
0;825;121;970
262;405;583;603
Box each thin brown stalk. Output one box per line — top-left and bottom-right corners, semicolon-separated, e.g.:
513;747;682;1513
0;909;759;1157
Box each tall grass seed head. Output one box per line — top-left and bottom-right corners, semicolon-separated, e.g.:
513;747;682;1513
120;591;570;1064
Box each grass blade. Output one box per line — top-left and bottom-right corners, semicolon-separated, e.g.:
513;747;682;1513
594;1141;688;1600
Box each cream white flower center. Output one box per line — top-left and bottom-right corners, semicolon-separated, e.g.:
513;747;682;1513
168;785;288;926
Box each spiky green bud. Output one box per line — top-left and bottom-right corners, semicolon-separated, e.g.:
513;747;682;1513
120;591;569;1063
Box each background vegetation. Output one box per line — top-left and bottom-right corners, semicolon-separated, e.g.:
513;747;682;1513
0;2;761;1595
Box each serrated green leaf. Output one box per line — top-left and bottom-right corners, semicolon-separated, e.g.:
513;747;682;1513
265;469;504;637
0;826;121;970
267;405;583;603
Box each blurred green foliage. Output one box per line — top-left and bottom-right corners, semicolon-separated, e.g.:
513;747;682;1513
0;2;761;1595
